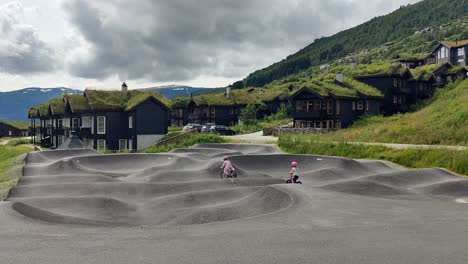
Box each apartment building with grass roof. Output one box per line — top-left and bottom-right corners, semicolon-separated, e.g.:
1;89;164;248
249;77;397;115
29;83;170;150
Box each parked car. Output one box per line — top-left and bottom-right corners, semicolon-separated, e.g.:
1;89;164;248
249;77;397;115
200;123;216;133
183;123;201;132
210;125;235;135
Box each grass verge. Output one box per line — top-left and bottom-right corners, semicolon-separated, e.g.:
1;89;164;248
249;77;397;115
278;135;468;176
143;134;227;153
0;145;33;200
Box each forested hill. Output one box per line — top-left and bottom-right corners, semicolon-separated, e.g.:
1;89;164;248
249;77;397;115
242;0;468;87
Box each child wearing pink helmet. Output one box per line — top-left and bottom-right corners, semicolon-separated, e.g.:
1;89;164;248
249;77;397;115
289;161;299;183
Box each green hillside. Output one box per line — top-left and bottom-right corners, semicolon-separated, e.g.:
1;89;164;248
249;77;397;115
241;0;468;87
297;79;468;146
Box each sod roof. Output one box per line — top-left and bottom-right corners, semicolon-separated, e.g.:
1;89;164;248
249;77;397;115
66;94;91;113
193;89;259;106
448;66;467;75
28;107;39;118
1;121;30;130
442;39;468;48
85;89;170;111
37;103;50;117
396;53;428;61
289;76;383;98
49;98;66;115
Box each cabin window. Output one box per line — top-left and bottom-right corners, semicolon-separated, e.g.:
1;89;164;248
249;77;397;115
458;48;465;56
119;139;127;151
82;116;92;128
57;119;63;128
313;100;321;110
336;101;340;115
58;136;63;146
129;116;133;128
327;100;333;114
72;118;79;129
393;96;398;104
393;78;398;87
178;108;183;117
97;139;106;150
210;108;215;118
445;47;449;58
357;101;364;110
97;116;106;134
229;107;235;114
398;96;402;104
128;139;133;150
365;100;369;111
352;101;356;110
296;100;307;112
8;131;12;136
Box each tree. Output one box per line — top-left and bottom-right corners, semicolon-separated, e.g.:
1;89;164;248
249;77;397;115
231;81;245;89
239;104;257;125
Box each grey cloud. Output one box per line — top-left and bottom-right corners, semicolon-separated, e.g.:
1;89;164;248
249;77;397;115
0;2;57;74
63;0;420;83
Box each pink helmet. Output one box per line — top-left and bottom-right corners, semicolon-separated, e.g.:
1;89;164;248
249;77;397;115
291;161;298;167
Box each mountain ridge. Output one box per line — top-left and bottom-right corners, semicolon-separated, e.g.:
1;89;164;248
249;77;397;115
240;0;468;87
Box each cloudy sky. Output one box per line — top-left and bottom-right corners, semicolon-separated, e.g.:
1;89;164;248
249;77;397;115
0;0;421;91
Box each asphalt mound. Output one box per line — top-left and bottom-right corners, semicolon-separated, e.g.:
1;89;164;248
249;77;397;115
8;144;468;226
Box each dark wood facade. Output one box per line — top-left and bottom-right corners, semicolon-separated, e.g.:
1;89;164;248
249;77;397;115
354;70;414;115
171;100;244;127
30;90;169;151
426;41;468;67
0;122;29;138
290;87;381;129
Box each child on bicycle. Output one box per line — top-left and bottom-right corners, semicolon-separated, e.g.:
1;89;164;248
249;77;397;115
289;161;299;183
221;156;235;178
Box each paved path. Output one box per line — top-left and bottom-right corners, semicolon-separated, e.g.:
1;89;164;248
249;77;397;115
225;131;467;150
224;131;278;143
1;144;468;263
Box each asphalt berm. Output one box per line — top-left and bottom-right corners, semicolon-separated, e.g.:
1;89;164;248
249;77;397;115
1;143;468;263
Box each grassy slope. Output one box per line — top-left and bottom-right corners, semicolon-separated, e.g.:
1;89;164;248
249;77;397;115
0;145;32;200
278;139;468;176
303;80;468;145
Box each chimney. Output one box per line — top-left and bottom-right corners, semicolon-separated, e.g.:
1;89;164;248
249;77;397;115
225;87;231;98
121;82;128;96
336;73;344;83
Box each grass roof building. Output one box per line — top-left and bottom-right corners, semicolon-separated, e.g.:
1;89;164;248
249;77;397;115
28;83;170;151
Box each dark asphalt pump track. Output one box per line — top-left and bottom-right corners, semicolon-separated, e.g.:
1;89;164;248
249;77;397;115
1;144;468;263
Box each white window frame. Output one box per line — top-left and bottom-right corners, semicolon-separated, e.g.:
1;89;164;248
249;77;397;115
352;101;356;110
97;116;106;134
8;131;12;136
97;139;106;150
365;100;369;111
357;101;364;110
129;116;133;128
336;100;340;115
72;118;79;129
119;139;127;151
128;139;133;151
57;119;63;128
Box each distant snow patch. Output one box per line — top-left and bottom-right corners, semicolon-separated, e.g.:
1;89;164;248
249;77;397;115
455;198;468;204
41;89;52;92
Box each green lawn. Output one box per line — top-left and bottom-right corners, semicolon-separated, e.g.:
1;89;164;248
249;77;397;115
0;145;32;200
